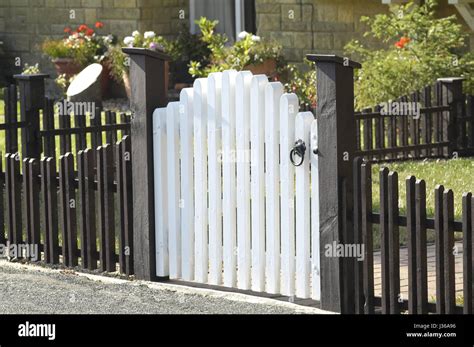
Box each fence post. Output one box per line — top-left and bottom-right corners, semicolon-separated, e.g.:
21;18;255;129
307;54;361;313
122;47;170;281
437;77;464;158
14;73;49;160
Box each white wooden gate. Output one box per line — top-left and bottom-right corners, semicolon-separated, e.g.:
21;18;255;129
153;70;321;300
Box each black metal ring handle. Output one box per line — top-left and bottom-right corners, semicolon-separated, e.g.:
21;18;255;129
290;139;306;167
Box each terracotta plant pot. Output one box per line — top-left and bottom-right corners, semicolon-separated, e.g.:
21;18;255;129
100;61;111;97
52;58;82;78
123;71;132;100
244;58;277;78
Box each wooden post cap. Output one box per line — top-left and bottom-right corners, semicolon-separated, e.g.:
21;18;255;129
306;54;361;69
14;73;50;81
122;47;171;61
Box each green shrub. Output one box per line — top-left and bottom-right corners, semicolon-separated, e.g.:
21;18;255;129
189;17;284;78
345;0;474;110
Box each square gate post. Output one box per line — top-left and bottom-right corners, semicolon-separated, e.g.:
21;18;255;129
307;54;361;313
122;47;170;281
14;73;49;160
437;77;464;157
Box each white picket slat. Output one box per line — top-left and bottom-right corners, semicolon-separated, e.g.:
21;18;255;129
295;111;314;298
166;102;181;279
280;93;298;296
207;72;223;285
193;78;209;283
250;75;268;292
179;88;195;281
222;70;238;288
153;108;169;277
265;82;284;294
235;71;253;290
310;119;321;300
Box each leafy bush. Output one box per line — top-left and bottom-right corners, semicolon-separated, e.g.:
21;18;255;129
282;61;317;109
345;0;474;110
109;26;210;85
189;17;284;78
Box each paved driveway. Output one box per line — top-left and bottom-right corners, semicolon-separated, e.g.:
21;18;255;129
0;261;330;315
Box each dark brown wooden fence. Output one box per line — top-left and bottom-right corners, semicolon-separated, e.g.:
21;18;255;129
0;136;133;274
2;82;131;160
355;79;474;162
1;75;134;274
353;157;473;314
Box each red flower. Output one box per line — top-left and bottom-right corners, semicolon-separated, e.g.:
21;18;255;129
395;36;410;49
95;21;104;29
78;24;88;33
86;28;94;36
64;27;72;33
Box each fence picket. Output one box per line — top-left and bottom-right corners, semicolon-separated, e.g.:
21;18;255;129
153;108;169;277
265;81;284;294
463;193;473;314
421;86;432;157
353;157;363;311
0;153;4;245
435;185;445;313
415;179;428;314
59;153;77;266
388;171;400;314
280;93;298;296
250;75;268;292
361;162;374;314
295;112;313;299
443;189;456;313
379;167;390;313
194;78;209;283
311;119;321;301
79;148;97;270
406;176;417;313
236;71;253;290
222;71;238;288
8;154;22;246
25;158;40;259
208;73;223;285
43;98;56;158
166;102;181;280
41;157;59;264
179;89;195;281
6;85;19;154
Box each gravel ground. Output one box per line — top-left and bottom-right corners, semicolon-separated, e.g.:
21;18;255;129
0;261;330;314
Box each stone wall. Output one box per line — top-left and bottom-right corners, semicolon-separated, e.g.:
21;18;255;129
0;0;188;80
255;0;473;70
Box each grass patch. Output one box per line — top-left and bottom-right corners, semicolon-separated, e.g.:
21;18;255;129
370;158;474;248
372;158;474;220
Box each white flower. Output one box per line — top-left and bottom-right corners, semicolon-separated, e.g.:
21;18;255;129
238;31;249;40
251;35;261;42
144;31;156;39
104;35;114;44
132;30;140;38
123;36;134;46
